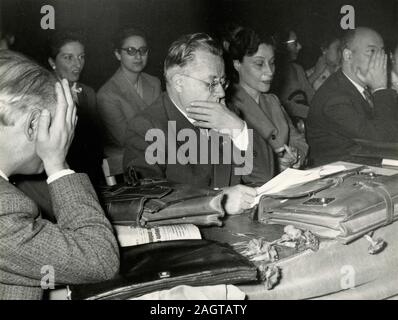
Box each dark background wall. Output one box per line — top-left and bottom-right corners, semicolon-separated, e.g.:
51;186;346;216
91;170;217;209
1;0;398;90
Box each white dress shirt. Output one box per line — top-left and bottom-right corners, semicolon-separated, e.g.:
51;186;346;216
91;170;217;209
0;168;9;181
392;71;398;93
0;167;75;184
342;72;367;99
343;71;386;99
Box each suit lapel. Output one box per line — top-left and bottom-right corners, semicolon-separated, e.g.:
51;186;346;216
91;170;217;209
163;94;232;188
233;85;278;140
337;70;374;116
141;74;155;105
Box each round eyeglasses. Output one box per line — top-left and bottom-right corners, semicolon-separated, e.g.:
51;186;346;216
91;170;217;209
119;46;149;56
181;74;229;94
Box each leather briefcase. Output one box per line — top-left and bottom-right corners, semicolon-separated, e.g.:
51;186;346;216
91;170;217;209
258;167;398;243
99;179;225;227
68;240;259;300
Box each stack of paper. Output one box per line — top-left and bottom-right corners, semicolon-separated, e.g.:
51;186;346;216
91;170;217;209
253;165;347;205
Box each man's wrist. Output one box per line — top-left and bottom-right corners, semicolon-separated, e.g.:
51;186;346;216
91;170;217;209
371;86;387;93
44;161;69;177
230;119;244;137
47;169;75;184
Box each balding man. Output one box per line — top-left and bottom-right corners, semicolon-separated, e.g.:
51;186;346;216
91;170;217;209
307;27;398;166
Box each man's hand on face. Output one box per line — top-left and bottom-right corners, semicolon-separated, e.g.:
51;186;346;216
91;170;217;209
36;79;77;176
221;184;257;215
186;101;245;137
356;48;387;91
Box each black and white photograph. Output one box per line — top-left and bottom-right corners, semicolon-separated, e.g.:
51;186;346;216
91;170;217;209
1;0;398;305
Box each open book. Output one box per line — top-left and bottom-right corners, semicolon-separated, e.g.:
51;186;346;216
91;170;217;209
114;224;202;247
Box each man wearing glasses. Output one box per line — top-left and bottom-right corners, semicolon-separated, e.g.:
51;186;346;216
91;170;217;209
123;33;257;215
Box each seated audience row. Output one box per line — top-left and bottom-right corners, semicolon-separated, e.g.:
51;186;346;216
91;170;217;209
1;23;398;299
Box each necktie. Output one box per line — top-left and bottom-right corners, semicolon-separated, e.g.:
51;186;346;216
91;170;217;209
363;87;374;109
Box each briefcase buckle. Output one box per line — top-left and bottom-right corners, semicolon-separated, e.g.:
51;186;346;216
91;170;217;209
303;197;335;206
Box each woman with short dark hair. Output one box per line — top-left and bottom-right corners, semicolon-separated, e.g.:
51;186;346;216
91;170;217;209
228;28;308;179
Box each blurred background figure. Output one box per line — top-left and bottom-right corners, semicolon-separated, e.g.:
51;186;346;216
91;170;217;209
228;27;308;175
306;33;342;91
218;22;243;52
273;28;314;125
97;27;161;159
0;29;15;50
390;39;398;93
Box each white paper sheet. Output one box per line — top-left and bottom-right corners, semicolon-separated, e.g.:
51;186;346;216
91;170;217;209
253;165;347;205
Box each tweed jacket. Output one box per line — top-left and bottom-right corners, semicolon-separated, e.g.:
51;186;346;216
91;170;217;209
307;70;398;166
97;68;161;154
0;173;119;300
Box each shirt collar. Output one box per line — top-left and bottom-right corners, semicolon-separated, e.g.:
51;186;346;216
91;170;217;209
168;96;196;126
342;71;367;99
0;168;9;181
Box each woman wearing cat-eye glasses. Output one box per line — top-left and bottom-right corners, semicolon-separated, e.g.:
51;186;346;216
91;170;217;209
97;27;161;156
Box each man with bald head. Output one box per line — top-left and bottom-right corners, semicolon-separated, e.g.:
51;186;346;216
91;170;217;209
307;27;398;165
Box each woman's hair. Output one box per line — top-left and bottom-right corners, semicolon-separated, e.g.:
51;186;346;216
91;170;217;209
229;27;274;63
226;27;274;84
48;31;85;60
320;32;341;51
217;22;243;51
113;27;148;50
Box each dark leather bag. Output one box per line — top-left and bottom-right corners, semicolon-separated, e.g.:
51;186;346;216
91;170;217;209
258;167;398;243
99;179;225;227
68;240;259;300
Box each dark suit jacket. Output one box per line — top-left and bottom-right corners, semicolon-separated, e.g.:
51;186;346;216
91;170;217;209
307;70;398;166
67;83;103;183
97;68;161;154
123;93;251;188
0;173;119;300
278;62;315;119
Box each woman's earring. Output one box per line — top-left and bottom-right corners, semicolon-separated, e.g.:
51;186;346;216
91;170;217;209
52;65;56;70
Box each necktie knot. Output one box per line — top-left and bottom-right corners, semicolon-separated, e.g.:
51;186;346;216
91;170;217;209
363;87;374;108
